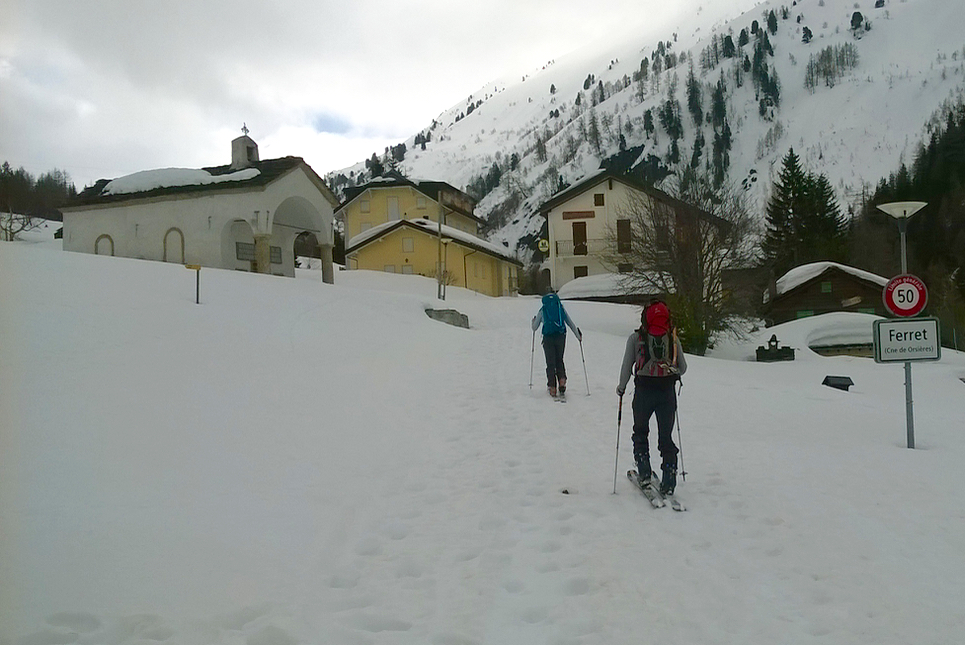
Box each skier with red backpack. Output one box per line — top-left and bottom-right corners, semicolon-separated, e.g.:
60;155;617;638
532;291;582;399
616;300;687;495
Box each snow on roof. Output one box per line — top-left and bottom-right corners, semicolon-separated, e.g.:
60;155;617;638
101;167;261;196
557;273;672;300
765;262;889;303
557;272;663;300
346;218;519;264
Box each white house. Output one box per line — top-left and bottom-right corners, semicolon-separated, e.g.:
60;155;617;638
537;170;719;293
61;134;339;282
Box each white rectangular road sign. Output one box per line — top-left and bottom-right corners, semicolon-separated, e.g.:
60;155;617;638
873;317;941;363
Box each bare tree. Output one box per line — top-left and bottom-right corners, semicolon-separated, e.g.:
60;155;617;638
602;169;759;353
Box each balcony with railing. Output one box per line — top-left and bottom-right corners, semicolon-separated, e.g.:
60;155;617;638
554;238;608;257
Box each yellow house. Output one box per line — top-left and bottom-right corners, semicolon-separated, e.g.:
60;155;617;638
338;174;521;297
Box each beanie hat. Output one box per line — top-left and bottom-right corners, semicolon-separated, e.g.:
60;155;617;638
645;302;670;335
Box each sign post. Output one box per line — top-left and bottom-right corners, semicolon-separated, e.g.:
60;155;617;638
873;316;941;449
185;264;201;304
878;273;932;449
876;201;928;448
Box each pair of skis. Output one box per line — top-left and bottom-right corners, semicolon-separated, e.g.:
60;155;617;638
627;469;686;511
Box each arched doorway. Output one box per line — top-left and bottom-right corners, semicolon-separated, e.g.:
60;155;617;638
293;230;321;271
273;195;333;282
220;219;256;271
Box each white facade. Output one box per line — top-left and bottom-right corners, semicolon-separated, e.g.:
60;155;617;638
62;138;338;281
542;173;652;291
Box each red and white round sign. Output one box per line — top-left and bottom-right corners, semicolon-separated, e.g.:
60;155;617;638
883;274;928;317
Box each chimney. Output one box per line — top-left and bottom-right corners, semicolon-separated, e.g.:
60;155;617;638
230;134;259;170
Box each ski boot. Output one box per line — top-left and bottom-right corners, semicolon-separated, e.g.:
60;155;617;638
659;463;677;496
636;455;652;484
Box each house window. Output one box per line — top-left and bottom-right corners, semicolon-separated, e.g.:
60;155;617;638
402;265;414;274
360;200;370;213
402;237;414;253
417;197;427;209
617;219;631;254
384;265;396;273
618;263;634;273
796;310;815;319
594;193;605;206
388;197;400;220
821;281;832;293
574;266;589;279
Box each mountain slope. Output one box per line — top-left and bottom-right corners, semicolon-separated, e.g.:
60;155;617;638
328;0;965;259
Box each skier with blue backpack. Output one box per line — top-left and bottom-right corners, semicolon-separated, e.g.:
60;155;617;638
532;291;582;399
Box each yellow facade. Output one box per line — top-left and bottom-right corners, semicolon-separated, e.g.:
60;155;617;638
342;185;478;242
348;224;519;297
342;181;519;297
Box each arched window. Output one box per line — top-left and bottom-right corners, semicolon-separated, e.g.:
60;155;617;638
94;234;114;256
163;228;185;263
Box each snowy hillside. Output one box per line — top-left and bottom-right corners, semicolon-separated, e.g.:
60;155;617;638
329;0;965;257
3;240;965;644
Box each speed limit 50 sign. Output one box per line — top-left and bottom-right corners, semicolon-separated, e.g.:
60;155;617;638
883;274;928;317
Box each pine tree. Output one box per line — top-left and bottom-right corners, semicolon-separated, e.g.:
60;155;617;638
806;173;847;260
686;62;703;127
762;149;846;273
690;129;705;169
762;148;810;273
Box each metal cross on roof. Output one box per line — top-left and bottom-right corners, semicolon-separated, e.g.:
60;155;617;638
241;123;249;136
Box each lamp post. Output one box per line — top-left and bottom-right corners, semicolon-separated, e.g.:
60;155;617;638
876;201;927;449
441;237;452;300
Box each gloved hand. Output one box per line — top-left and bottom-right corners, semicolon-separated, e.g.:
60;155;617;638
616;386;625;397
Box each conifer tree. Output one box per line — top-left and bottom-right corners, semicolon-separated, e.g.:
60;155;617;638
686;62;703;127
762;148;810;273
762;149;846;274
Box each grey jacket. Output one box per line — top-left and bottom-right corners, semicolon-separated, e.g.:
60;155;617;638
617;330;687;395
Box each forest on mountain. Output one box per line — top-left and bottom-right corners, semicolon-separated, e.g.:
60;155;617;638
851;100;965;345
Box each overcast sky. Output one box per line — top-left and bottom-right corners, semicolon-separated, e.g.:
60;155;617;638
0;0;669;190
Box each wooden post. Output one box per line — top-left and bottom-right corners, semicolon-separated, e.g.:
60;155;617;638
185;264;201;303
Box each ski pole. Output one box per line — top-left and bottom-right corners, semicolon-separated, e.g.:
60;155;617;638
613;395;623;494
578;336;590;396
529;329;536;388
676;381;686;481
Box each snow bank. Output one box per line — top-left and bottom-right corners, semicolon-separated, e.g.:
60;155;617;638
3;241;965;645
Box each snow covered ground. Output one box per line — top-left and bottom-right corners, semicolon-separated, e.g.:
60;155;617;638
2;241;965;645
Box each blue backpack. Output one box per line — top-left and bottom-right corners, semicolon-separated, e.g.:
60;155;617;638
541;293;566;335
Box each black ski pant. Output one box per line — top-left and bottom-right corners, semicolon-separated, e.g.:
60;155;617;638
631;379;678;472
542;332;567;389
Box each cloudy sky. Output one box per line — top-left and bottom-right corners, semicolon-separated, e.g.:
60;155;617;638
0;0;666;190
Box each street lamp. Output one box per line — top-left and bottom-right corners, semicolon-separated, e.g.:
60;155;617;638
876;201;927;449
876;201;927;274
441;237;452;300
